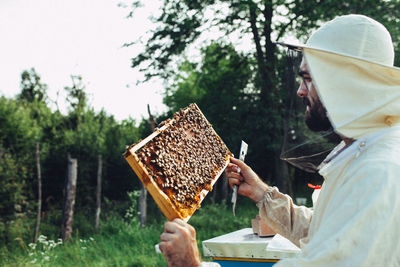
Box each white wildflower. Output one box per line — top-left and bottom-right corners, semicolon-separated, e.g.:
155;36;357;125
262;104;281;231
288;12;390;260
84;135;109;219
38;235;47;242
48;240;56;249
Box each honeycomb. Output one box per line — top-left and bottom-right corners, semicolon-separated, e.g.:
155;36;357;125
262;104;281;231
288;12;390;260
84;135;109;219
124;104;232;221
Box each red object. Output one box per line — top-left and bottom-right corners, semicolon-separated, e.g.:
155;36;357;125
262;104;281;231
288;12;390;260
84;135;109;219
308;183;321;189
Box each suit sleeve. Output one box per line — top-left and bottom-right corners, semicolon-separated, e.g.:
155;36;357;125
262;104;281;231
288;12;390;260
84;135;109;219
257;186;313;247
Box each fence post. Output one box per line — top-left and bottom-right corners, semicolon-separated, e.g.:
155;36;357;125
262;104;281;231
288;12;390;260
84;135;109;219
95;155;102;231
61;158;78;242
33;143;42;243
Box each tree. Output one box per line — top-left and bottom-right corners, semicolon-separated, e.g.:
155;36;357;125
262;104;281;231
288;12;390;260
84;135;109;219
65;75;88;121
126;0;400;193
0;97;40;224
0;68;145;251
18;68;48;103
162;41;277;196
164;42;253;148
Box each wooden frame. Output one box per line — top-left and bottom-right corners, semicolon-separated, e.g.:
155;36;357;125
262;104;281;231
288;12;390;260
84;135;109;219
124;104;231;222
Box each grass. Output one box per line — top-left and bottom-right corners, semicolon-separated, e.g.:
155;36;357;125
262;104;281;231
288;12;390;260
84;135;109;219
0;196;259;266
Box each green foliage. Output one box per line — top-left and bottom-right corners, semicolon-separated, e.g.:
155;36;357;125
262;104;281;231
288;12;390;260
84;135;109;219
0;149;29;220
65;75;88;115
1;200;258;266
125;191;141;224
0;97;41;152
128;0;400;193
0;69;143;228
163;42;252;146
161;41;278;183
191;198;256;239
0;97;42;219
128;0;400;74
18;68;48;103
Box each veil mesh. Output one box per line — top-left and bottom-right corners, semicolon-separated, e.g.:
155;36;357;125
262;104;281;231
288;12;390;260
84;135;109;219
279;48;341;173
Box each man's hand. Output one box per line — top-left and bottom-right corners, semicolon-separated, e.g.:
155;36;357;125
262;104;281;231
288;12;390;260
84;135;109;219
159;218;201;267
225;157;268;203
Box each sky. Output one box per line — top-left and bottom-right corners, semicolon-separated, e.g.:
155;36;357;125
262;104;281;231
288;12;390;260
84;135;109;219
0;0;167;122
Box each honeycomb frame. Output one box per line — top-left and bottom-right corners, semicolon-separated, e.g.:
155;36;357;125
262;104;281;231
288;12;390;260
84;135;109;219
124;104;232;222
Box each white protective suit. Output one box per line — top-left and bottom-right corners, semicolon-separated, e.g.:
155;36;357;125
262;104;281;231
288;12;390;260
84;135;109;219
202;14;400;267
258;14;400;266
259;126;400;266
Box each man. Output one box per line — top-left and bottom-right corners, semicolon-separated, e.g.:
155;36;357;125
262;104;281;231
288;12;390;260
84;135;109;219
159;14;400;266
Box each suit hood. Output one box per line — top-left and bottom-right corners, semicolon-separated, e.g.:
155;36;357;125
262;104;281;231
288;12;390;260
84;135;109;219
279;14;400;139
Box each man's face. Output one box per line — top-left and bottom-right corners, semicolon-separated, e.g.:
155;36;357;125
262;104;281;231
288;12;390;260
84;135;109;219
297;61;332;132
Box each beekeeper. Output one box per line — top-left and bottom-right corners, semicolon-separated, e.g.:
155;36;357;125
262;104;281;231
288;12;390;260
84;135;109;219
159;14;400;266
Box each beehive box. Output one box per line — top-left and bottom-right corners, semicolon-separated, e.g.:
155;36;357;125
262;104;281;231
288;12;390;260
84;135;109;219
124;104;232;222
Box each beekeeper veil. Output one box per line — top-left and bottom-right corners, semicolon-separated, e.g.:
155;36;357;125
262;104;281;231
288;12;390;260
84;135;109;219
278;14;400;173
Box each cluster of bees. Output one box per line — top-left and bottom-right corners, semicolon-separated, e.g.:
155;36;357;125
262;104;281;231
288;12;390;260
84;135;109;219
136;104;231;212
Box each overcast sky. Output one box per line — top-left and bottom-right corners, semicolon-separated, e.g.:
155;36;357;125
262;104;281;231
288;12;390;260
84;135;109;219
0;0;167;122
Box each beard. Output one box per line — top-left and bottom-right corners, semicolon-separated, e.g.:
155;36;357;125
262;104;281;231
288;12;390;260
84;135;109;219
303;97;332;132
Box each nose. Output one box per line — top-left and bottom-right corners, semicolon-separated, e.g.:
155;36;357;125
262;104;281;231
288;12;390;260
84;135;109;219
297;81;308;97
